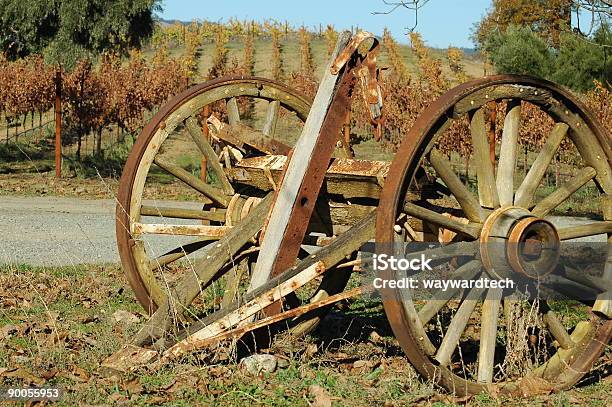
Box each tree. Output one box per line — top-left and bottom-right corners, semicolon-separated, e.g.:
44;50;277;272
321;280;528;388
553;24;612;91
0;0;160;67
474;0;573;48
484;26;555;78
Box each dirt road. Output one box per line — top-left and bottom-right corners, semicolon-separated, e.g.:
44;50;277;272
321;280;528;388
0;196;199;266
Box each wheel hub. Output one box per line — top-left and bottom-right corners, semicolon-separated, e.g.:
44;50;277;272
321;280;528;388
480;206;560;280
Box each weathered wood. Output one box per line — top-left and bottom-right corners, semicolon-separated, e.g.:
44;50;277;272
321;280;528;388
248;31;353;293
185;117;234;195
403;202;482;239
133;240;165;307
532;166;596;217
230;155;388;199
543;310;574;349
557;221;612;240
514;123;569;208
470;108;500;208
221;257;249;309
454;85;553;116
226;97;241;125
140;205;226;222
164;286;368;362
215;122;292;156
153;156;230;207
496;101;521;206
132;222;230;238
132;194;273;346
418;260;482;325
515;123;568;208
477;288;502;383
434;286;486;366
429;149;484;222
262;100;280;136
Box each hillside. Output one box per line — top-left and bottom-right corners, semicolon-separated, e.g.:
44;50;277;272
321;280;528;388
151;36;486;84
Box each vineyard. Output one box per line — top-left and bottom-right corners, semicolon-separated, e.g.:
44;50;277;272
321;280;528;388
1;19;609;182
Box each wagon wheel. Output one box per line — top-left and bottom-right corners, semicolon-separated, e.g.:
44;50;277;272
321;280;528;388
376;75;611;395
116;76;353;338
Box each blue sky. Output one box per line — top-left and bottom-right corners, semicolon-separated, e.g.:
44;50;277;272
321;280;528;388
159;0;493;49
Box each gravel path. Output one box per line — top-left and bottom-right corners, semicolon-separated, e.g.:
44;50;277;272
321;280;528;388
0;196;201;266
0;196;607;267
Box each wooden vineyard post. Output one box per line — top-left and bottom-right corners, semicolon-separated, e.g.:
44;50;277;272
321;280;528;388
54;69;62;179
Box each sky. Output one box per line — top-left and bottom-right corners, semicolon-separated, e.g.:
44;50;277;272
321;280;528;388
159;0;493;49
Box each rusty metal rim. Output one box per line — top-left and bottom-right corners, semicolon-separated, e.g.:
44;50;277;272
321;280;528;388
117;76;313;313
376;74;612;395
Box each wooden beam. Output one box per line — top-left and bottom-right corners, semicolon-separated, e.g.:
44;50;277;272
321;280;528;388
132;223;230;238
558;221;612;240
140;205;226;222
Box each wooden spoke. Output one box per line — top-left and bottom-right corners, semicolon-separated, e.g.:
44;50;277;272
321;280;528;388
222;257;249;309
532;167;596;217
133;240;166;306
557;221;612;240
477;288;503;383
226;97;241;125
515;123;569;208
418;260;482;326
496;101;521;206
151;240;216;269
140;205;226;222
133;223;230;238
185;117;234;195
470;108;500;208
434;286;486;366
153;156;230;207
564;267;612;292
543;309;574;349
262;100;280;136
429;149;484;223
403;202;482;239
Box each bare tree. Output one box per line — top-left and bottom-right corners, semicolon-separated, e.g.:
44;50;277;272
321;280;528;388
373;0;432;32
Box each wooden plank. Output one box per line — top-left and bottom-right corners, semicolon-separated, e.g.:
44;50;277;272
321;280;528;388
532;167;596;217
215;122;292;156
557;221;612;240
262;100;280;136
470;108;500;208
496;101;521;206
429;149;483;222
227;97;241;125
154;156;230;207
140;205;226;222
477;288;502;383
185;117;234;195
514;123;568;208
435;286;486;366
403;202;482;239
248;31;353;292
132;223;230;238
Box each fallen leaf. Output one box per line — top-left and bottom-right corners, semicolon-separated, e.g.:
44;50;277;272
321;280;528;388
0;367;45;386
123;378;143;395
308;385;332;407
0;324;17;340
304;343;318;358
71;365;90;382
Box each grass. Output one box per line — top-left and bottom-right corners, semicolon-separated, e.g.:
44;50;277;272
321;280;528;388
0;263;610;406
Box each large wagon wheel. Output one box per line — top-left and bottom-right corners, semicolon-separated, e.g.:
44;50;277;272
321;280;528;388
116;77;352;337
376;75;611;395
